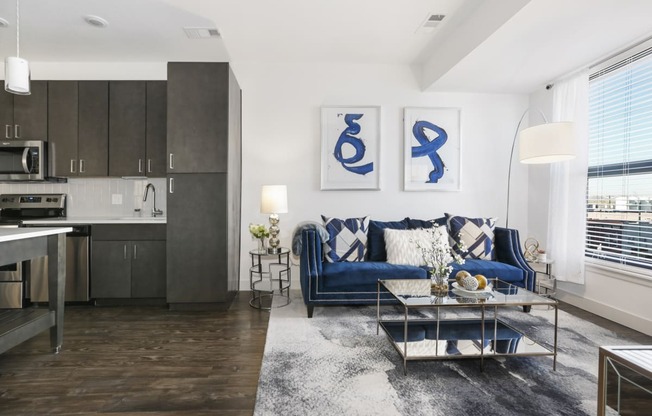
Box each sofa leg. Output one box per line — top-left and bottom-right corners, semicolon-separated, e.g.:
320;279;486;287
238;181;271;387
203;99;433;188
523;306;531;313
307;305;314;318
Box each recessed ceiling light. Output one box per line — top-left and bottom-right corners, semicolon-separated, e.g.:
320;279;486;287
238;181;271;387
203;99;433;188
0;18;9;28
84;15;109;28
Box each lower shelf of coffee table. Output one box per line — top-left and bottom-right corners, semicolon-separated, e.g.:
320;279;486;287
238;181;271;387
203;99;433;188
379;318;553;359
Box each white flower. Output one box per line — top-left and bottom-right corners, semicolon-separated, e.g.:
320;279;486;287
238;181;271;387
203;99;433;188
413;226;466;277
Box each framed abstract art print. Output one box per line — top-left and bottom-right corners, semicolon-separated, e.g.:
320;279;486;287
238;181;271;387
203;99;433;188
403;107;461;191
321;106;381;190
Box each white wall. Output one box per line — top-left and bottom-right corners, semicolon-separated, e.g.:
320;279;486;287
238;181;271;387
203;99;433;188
527;89;652;336
233;61;530;289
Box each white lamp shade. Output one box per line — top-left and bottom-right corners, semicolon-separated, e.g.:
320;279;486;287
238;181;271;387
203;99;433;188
261;185;288;214
5;56;31;95
519;121;575;164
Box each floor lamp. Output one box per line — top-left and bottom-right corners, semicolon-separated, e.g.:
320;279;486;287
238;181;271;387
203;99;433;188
505;109;575;228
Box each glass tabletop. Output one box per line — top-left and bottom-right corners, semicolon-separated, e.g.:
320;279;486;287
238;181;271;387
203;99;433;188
379;278;557;307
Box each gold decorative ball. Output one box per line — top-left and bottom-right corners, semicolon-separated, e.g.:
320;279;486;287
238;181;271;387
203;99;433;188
455;270;471;284
475;274;488;290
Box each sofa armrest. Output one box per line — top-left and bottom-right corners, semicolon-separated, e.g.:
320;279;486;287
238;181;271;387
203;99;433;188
299;229;324;306
494;227;536;291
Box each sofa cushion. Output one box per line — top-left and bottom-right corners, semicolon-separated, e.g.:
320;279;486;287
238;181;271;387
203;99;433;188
367;219;408;262
405;217;446;229
321;215;370;262
450;259;523;283
446;213;496;260
384;228;431;266
320;261;427;292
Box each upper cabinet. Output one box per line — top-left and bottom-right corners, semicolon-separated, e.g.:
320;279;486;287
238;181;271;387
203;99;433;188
167;63;229;173
0;81;48;140
108;81;167;177
48;81;109;177
109;81;147;177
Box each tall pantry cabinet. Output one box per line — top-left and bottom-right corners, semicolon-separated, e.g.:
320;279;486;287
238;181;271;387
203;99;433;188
166;62;242;307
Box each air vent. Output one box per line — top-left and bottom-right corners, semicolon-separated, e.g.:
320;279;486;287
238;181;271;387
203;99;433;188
416;14;446;34
183;27;220;39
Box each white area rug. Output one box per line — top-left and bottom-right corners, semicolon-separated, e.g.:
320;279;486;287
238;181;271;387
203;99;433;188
254;291;646;416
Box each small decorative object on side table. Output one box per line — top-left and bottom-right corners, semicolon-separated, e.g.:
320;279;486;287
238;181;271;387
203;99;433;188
249;247;291;310
260;185;288;254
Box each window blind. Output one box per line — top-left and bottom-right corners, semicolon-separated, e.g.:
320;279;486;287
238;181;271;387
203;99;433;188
587;50;652;268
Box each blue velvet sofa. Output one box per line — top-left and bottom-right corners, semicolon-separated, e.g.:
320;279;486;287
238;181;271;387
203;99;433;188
299;218;535;318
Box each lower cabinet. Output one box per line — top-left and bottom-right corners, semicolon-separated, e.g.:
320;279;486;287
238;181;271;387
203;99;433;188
91;225;166;299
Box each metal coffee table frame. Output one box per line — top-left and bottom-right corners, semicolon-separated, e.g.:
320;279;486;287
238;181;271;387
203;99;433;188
377;278;558;374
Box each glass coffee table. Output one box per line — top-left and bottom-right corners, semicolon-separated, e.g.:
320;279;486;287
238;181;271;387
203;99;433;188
377;278;558;374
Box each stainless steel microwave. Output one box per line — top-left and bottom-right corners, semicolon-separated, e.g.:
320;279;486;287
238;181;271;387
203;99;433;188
0;140;47;181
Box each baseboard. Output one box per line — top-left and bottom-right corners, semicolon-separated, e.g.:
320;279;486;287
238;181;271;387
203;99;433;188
556;290;652;336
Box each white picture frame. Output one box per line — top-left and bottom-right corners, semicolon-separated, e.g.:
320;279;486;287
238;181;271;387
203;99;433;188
321;106;381;190
403;107;461;191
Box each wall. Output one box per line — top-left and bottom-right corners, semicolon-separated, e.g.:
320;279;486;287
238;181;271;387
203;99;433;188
527;89;652;336
232;61;530;290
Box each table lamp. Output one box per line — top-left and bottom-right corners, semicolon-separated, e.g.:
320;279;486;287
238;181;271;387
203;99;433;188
261;185;288;254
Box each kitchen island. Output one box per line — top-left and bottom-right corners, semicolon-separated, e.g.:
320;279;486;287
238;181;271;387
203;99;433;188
0;227;72;354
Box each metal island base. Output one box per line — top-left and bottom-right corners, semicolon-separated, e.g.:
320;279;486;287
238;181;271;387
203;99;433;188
0;227;71;355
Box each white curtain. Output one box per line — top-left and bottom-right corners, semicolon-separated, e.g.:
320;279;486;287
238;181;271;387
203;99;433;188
547;71;589;284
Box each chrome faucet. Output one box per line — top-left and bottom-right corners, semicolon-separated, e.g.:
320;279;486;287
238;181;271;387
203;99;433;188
143;183;163;217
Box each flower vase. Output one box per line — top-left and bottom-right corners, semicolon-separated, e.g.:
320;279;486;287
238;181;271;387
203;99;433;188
430;272;449;295
257;238;266;253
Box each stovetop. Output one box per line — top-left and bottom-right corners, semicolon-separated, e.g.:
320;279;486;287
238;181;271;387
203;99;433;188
0;193;67;224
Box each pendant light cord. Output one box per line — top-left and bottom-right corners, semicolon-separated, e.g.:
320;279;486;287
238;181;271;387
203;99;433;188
16;0;20;58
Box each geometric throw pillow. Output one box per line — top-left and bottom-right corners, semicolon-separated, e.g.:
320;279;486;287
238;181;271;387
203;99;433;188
445;213;496;260
321;215;370;262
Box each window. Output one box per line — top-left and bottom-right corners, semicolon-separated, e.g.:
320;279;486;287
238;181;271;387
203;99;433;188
586;48;652;268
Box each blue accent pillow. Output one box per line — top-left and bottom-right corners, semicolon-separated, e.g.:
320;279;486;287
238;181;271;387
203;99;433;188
406;217;446;229
445;213;496;260
366;219;409;261
321;215;370;262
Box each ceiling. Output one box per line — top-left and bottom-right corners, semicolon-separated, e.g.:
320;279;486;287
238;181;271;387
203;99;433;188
1;0;652;94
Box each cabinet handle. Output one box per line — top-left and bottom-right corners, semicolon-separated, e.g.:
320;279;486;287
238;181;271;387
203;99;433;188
169;178;174;194
147;159;152;173
124;245;127;260
5;125;11;139
169;153;174;169
70;159;76;173
14;124;20;139
80;159;85;173
138;159;143;173
133;244;137;260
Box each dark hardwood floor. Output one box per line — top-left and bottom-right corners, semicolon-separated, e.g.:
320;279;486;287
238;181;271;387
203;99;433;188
0;293;649;415
0;292;269;416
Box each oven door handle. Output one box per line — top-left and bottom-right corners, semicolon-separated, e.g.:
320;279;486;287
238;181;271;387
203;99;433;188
21;147;32;174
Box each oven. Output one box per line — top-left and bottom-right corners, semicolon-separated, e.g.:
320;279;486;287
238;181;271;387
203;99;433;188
0;194;67;308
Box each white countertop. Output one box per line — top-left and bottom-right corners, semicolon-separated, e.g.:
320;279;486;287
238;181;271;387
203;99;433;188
22;216;167;225
0;227;74;242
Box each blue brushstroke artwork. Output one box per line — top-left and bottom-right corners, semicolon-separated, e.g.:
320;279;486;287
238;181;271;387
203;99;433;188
333;113;373;176
411;120;447;183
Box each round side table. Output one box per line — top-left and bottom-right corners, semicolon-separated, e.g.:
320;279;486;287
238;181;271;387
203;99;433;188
249;248;291;310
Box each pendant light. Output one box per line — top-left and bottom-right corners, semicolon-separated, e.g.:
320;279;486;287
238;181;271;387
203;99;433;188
5;0;30;95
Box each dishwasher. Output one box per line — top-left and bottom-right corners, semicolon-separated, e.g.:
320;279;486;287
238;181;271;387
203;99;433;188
28;225;91;303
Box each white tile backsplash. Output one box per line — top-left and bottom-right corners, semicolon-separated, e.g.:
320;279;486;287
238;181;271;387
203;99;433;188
0;178;167;218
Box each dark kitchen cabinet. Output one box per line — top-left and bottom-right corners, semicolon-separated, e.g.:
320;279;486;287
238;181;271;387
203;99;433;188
167;173;228;303
48;81;108;177
109;81;147;176
91;225;166;299
146;81;167;177
108;81;166;177
0;81;47;139
167;63;229;173
166;62;241;308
